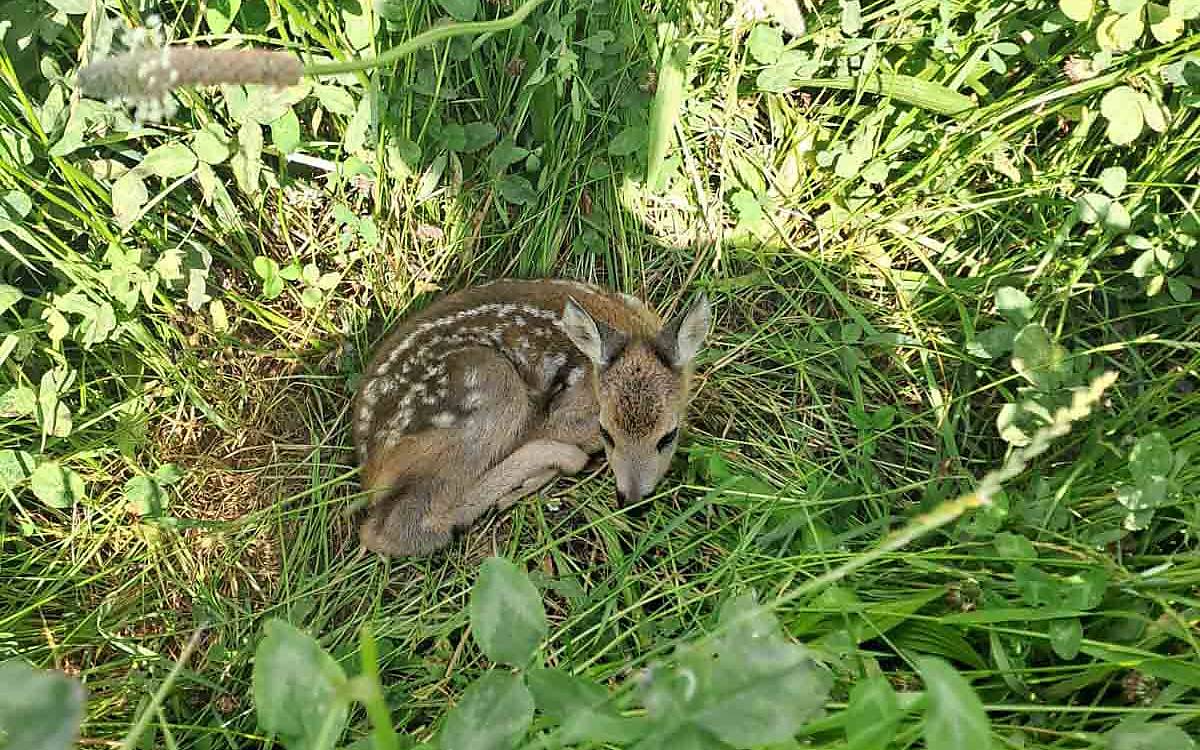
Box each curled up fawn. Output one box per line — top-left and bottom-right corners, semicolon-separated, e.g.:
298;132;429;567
351;279;711;556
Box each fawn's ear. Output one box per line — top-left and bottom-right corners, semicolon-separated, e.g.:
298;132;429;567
561;297;627;367
656;293;710;369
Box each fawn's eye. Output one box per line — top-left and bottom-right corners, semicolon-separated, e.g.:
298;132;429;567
656;427;678;452
600;426;614;447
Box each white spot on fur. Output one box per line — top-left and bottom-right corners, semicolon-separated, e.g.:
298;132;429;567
464;367;479;389
433;411;456;428
463;390;483;410
567;366;586;386
541;352;567;384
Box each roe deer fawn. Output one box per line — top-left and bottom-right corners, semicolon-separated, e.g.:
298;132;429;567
352;279;711;556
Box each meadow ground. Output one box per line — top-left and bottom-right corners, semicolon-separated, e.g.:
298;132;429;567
2;0;1199;747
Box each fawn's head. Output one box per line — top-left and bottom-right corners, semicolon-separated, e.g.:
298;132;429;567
561;293;711;505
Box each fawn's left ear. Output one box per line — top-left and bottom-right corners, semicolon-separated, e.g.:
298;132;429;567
561;297;628;367
656;293;710;369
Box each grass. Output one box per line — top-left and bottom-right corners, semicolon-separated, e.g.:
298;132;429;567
2;0;1200;747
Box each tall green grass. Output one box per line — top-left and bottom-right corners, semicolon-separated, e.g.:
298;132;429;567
1;0;1198;747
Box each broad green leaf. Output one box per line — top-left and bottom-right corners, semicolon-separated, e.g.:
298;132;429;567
342;1;375;50
187;269;211;311
112;171;148;230
994;532;1037;560
78;301;117;347
496;175;537;206
1109;0;1146;12
0;449;35;491
0;386;37;418
210;298;228;331
242;81;312;124
253;619;349;750
641;591;832;747
1170;0;1200;18
387;137;422;179
1105;200;1132;232
747;25;785;64
42;308;69;345
0;659;86;750
967;324;1016;359
0;189;33;224
39;368;74;438
299;287;323;308
30;461;84;509
1131;248;1161;277
1011;323;1066;390
1167;277;1192;302
634;725;727;750
441;123;467;152
0;284;21;316
488;138;529;174
915;656;991;750
141;143;197;179
254;256;279;280
994;286;1034;323
1060;0;1095;20
462;122;498;153
345;92;375;154
608;125;646;156
841;0;863;34
124;475;166;517
1077;192;1113;223
845;676;900;750
279;262;302;281
314;84;356;116
757;60;798;93
1099;165;1127;196
1129;432;1172;480
1139;92;1169;132
206;0;241;34
1113;10;1145;48
1148;3;1184;41
1048;618;1083;659
271;109;301;154
579;31;615;53
193;126;231;165
469;557;547;666
438;0;478;21
440;671;534;750
232;122;263;196
730;189;766;223
1107;722;1196;749
44;0;89;12
528;668;644;744
154;463;184;485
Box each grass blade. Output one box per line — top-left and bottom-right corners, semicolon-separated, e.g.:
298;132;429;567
646;23;689;192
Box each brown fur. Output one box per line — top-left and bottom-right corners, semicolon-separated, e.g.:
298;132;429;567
353;278;710;557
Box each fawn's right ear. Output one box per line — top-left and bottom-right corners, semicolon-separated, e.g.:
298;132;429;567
561;297;627;367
